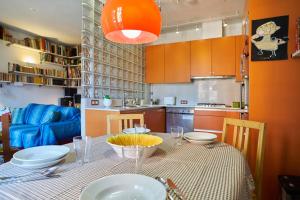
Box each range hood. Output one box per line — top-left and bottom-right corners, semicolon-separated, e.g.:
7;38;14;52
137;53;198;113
191;75;235;80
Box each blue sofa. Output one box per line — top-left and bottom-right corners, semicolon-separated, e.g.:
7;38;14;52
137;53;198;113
9;103;81;148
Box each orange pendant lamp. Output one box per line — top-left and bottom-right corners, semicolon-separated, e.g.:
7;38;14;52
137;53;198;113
101;0;162;44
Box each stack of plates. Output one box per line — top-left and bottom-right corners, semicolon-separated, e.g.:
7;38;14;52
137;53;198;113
122;127;151;134
184;132;217;145
10;145;70;169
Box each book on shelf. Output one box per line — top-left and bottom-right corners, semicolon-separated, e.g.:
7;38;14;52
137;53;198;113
68;79;81;87
67;67;81;79
8;62;67;79
0;25;3;40
14;74;44;85
0;72;13;82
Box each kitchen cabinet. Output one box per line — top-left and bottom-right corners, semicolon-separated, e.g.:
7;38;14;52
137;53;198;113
145;45;165;83
85;109;120;136
194;110;241;141
144;108;166;132
235;35;249;82
164;42;191;83
122;108;166;132
191;39;212;77
211;36;236;76
85;107;166;136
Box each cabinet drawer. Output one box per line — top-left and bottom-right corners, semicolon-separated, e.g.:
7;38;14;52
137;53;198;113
194;115;224;131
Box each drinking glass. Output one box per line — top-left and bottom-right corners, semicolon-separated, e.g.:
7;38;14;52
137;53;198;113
133;125;146;173
171;126;184;147
73;136;92;165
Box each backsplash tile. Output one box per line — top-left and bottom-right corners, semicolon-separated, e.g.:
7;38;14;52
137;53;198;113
151;78;241;106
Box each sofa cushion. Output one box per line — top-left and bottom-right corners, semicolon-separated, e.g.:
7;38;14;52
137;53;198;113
40;111;61;124
24;103;49;125
40;105;61;124
9;124;40;148
59;107;80;121
11;108;26;124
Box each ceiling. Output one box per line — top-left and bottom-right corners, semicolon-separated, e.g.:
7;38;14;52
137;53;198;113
0;0;246;44
0;0;82;44
160;0;246;27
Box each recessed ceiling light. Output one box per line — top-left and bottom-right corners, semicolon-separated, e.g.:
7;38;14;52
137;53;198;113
29;8;38;12
195;25;200;31
176;25;180;34
223;23;228;27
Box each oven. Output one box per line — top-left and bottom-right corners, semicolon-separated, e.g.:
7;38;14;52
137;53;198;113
166;107;194;133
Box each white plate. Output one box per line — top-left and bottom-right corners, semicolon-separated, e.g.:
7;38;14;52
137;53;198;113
80;174;166;200
10;156;65;169
184;137;216;145
13;145;70;164
122;128;151;134
184;132;217;141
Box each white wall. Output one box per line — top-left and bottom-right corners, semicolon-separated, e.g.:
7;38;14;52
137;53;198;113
0;40;64;108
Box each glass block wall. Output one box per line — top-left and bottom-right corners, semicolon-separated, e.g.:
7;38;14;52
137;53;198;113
81;0;145;100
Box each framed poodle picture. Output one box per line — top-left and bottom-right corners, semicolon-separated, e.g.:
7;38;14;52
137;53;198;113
251;15;289;61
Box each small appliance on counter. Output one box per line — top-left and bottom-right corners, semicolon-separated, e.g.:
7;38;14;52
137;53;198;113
163;97;176;105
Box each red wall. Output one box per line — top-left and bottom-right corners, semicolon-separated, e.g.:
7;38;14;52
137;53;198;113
248;0;300;199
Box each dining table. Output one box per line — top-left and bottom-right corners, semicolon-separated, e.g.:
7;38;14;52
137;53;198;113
0;133;254;200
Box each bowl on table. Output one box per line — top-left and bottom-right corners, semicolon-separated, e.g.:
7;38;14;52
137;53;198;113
122;127;151;134
80;174;166;200
106;134;163;159
183;132;217;145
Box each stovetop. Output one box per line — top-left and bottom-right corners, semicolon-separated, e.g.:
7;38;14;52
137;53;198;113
196;103;227;108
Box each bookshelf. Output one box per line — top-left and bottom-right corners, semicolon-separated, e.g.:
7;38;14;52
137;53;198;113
0;72;13;83
0;24;81;88
7;63;70;87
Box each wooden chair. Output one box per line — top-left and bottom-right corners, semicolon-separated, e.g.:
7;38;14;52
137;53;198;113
106;114;144;135
0;113;18;162
222;118;266;200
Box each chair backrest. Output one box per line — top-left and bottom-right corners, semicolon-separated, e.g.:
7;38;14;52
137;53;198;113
0;113;18;162
222;118;266;200
106;114;144;135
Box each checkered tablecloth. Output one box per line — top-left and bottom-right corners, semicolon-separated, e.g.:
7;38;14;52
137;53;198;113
0;133;254;200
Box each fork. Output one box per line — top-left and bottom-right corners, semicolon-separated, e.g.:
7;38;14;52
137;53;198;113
0;166;59;181
0;174;61;185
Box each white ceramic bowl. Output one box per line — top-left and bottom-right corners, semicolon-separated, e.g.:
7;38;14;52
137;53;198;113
184;132;217;141
80;174;166;200
10;155;66;169
184;137;216;145
122;127;151;134
13;145;70;164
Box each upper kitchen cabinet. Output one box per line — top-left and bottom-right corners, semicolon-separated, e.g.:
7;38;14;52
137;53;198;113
145;45;165;83
164;42;191;83
191;39;212;77
211;36;236;76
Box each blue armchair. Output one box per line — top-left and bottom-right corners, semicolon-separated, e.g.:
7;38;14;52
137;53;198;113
9;103;81;148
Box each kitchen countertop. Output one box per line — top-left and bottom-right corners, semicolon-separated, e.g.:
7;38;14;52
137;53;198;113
85;105;165;112
85;105;248;113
